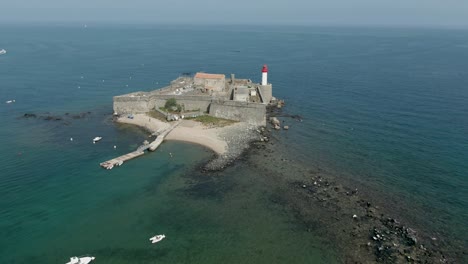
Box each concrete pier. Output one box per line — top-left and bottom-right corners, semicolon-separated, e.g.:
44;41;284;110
99;150;145;169
99;121;181;169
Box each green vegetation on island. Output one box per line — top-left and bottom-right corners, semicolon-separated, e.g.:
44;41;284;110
186;115;237;127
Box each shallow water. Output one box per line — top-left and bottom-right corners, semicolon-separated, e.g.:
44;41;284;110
0;24;467;262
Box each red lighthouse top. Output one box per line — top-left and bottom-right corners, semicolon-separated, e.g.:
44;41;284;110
262;64;268;73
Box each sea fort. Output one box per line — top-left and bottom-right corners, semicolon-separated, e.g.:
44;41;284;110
114;65;273;125
101;65;275;169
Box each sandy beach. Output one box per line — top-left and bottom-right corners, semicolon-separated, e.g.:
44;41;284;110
116;113;240;155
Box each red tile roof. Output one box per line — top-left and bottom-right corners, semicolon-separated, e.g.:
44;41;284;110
194;73;225;79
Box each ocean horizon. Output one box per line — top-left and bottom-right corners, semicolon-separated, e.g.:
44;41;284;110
0;23;467;263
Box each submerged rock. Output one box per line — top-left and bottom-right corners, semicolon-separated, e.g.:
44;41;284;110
23;113;37;118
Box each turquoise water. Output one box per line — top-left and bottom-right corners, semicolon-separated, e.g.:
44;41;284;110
1;24;467;262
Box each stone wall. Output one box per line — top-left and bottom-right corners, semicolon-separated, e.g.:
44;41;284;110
151;95;214;112
114;93;216;114
113;95;151;114
194;77;226;92
258;84;272;104
209;100;266;126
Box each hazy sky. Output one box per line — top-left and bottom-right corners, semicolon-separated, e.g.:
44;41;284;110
2;0;468;27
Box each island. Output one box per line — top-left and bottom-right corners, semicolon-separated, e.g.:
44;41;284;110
102;65;279;170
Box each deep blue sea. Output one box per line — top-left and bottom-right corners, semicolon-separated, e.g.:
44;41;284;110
0;24;467;263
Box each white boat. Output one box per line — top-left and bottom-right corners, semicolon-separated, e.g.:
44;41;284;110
65;256;95;264
5;100;15;104
149;234;166;244
0;49;6;55
92;137;102;143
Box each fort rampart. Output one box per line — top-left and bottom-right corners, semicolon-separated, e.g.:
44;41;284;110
210;100;266;126
114;93;266;126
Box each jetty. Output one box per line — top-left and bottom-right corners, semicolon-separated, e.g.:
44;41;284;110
100;121;180;169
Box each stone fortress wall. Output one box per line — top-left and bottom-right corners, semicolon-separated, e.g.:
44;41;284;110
210;100;266;126
113;71;272;126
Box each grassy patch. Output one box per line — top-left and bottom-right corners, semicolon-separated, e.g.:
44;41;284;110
187;115;237;127
146;110;167;122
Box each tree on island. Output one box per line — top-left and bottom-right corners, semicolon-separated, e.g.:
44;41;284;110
164;98;182;112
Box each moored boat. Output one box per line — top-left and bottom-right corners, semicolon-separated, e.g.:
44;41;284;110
149;234;166;244
65;256;95;264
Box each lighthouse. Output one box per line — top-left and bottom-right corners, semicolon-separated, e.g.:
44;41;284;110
261;64;268;85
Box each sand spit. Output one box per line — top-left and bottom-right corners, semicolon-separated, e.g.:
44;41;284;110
116;114;260;170
165;120;227;155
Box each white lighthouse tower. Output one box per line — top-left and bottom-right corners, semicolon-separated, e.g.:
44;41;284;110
261;64;268;85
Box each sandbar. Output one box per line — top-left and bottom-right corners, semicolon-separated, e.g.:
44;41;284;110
117;113;233;155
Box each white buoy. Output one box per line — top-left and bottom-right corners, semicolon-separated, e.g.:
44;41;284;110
70;137;73;141
114;145;117;149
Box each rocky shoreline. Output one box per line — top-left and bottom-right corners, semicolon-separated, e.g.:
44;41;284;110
20;111;92;122
202;123;262;171
198;107;466;263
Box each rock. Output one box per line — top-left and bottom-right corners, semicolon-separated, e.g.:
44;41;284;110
406;233;418;245
270;117;280;125
283;125;289;130
23;113;37;118
43;116;62;121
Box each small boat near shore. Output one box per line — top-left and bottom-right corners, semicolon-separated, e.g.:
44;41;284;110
0;49;6;55
65;256;95;264
93;137;102;143
149;234;165;244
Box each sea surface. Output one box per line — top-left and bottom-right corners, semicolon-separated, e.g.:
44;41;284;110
0;24;467;263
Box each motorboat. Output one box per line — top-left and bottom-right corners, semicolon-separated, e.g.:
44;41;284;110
5;100;15;104
92;137;102;143
65;256;95;264
0;49;6;55
149;234;165;244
